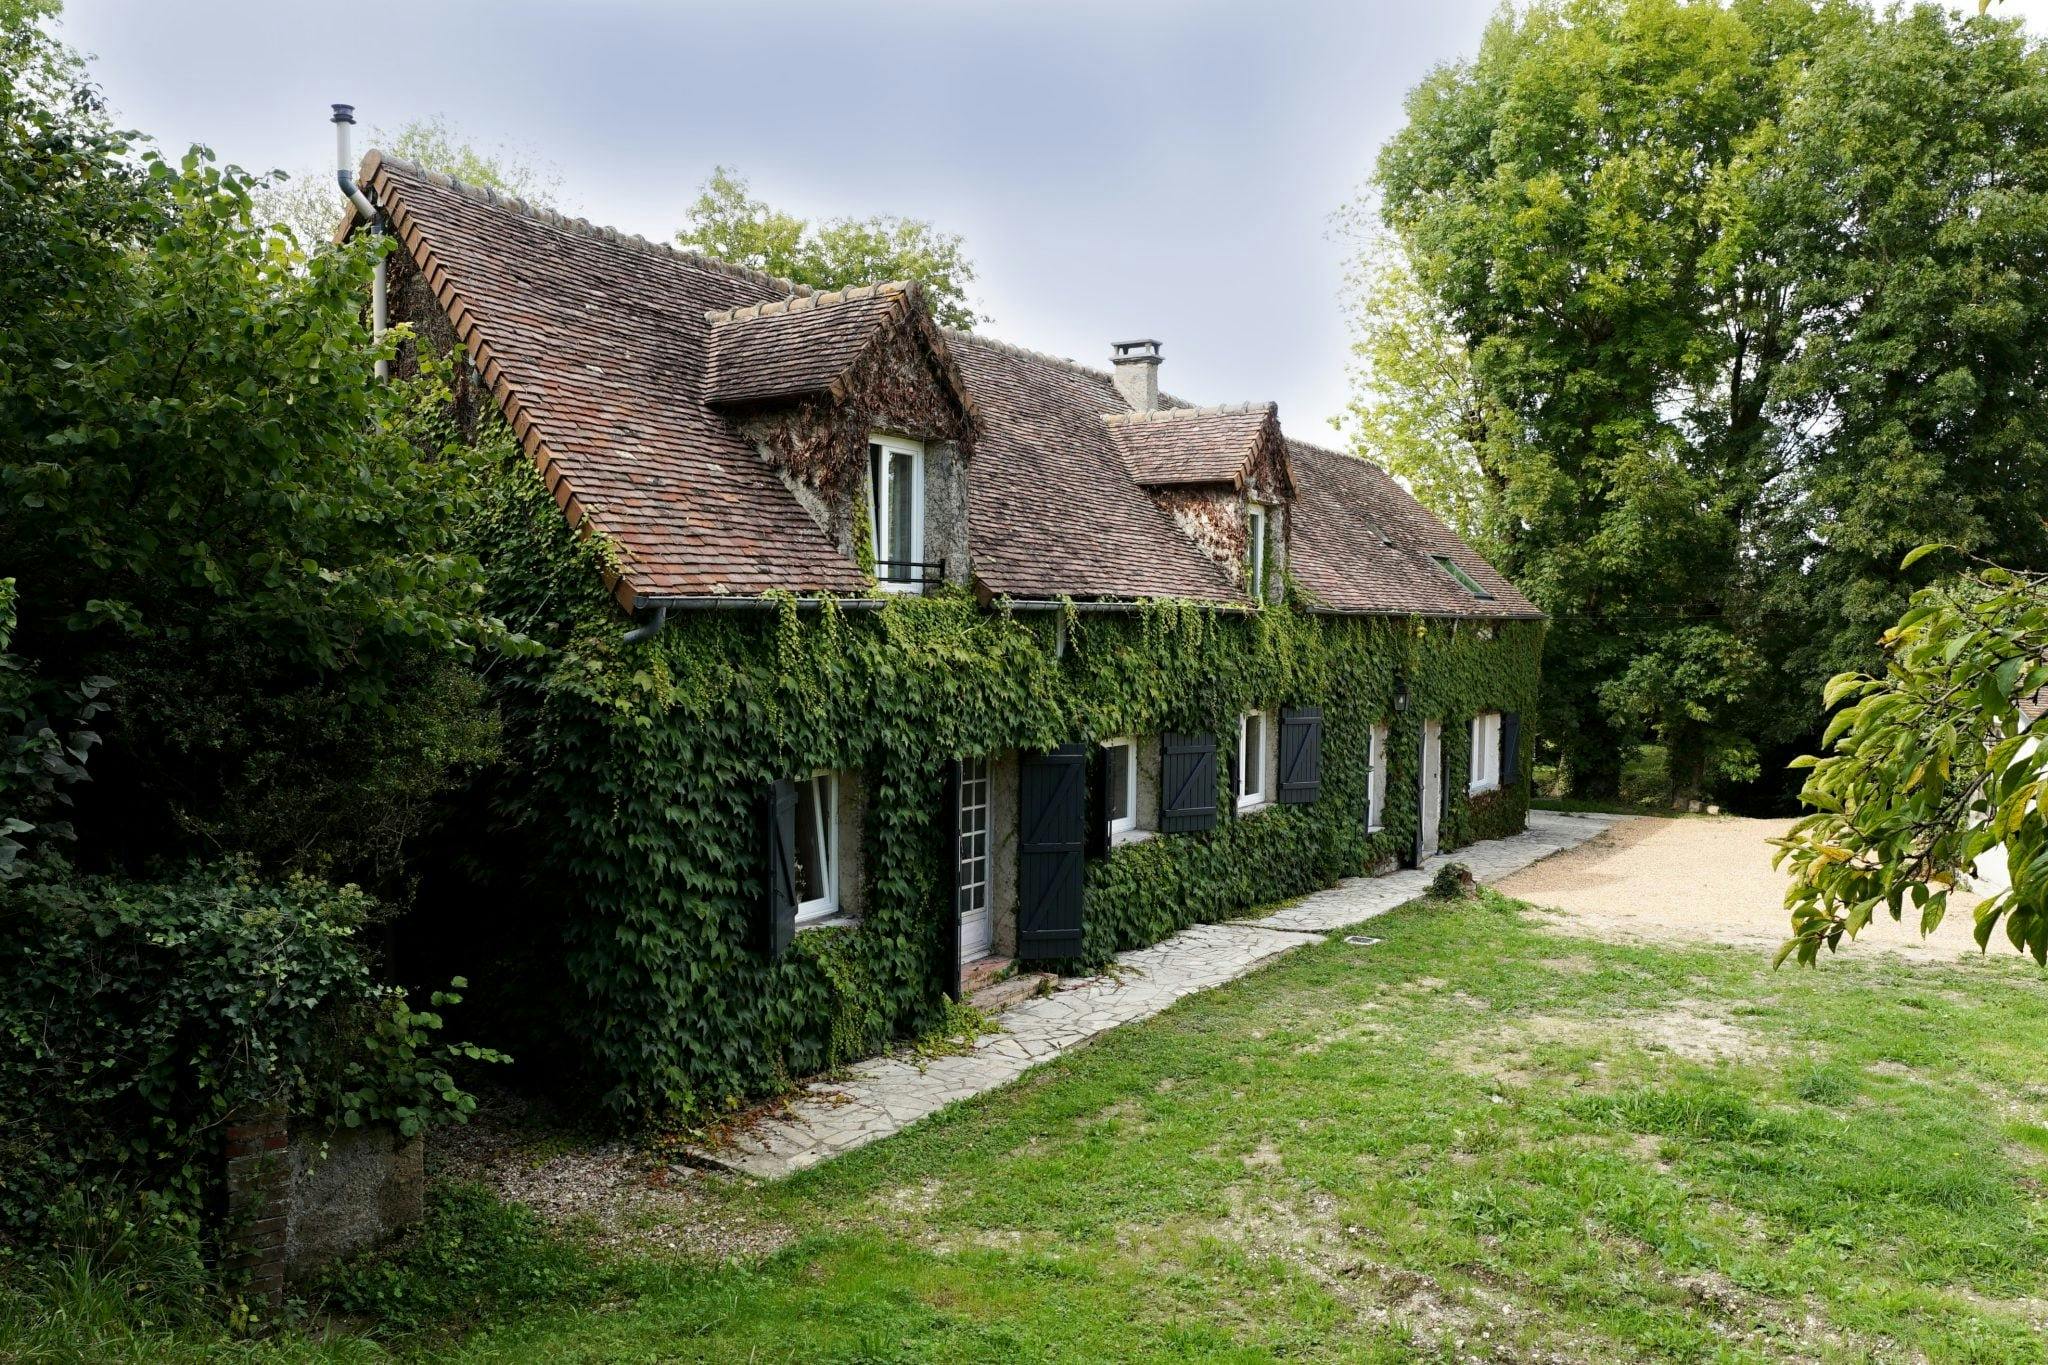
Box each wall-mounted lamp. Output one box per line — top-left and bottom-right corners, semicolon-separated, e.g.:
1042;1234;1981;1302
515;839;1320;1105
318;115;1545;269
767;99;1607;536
1392;677;1411;714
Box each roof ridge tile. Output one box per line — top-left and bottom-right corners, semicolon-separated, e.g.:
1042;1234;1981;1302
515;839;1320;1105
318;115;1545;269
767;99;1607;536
704;281;912;327
1101;401;1275;426
365;151;819;299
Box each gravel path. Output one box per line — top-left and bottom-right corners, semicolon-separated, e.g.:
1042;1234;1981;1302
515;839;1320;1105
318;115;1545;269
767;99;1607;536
1495;814;1990;962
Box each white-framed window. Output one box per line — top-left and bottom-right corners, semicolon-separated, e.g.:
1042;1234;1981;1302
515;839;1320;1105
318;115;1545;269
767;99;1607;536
795;770;840;922
1469;712;1502;794
1246;502;1270;598
1103;737;1138;835
868;434;926;591
1237;711;1271;810
1367;722;1389;832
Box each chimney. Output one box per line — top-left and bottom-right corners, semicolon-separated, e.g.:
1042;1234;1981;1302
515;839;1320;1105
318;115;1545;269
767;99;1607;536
1111;339;1162;413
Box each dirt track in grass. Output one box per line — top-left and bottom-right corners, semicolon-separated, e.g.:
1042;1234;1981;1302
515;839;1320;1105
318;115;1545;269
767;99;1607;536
1496;814;1991;962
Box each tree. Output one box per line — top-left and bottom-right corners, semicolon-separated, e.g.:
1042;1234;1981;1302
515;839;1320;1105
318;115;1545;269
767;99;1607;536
1776;550;2047;965
676;166;985;330
1337;225;1495;549
256;114;560;255
0;17;523;888
1355;0;2048;803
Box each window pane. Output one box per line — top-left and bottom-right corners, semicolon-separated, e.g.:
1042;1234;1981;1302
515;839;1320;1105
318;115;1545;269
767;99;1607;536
1107;743;1132;822
797;776;829;906
1243;716;1264;797
888;450;915;576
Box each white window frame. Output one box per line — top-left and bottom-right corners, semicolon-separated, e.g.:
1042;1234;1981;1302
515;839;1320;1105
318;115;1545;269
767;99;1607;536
1246;502;1269;598
796;769;840;923
1102;737;1138;835
956;755;990;947
1237;711;1271;810
1367;722;1389;832
1469;713;1502;795
868;433;926;593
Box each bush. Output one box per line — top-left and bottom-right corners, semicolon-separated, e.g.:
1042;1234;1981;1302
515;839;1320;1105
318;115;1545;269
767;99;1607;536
0;860;501;1242
1428;862;1475;900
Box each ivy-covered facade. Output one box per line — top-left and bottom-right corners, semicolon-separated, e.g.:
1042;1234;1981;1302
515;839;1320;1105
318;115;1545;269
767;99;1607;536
352;155;1546;1121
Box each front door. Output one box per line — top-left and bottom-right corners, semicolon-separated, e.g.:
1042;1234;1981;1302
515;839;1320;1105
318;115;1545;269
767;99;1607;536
1418;720;1443;860
956;755;993;963
1016;744;1087;961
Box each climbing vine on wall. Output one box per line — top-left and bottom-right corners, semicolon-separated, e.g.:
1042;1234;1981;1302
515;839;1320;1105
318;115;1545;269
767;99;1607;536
462;440;1540;1125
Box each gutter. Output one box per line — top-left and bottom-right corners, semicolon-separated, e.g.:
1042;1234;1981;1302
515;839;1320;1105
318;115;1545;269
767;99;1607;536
331;103;388;380
622;595;893;642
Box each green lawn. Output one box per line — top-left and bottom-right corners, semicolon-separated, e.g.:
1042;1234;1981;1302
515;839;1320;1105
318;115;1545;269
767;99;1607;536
15;890;2048;1362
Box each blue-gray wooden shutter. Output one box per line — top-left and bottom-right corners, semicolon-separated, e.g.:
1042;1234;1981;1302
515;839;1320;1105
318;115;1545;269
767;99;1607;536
1277;706;1322;804
1501;712;1521;785
940;759;964;999
758;779;798;960
1017;744;1087;961
1159;732;1218;833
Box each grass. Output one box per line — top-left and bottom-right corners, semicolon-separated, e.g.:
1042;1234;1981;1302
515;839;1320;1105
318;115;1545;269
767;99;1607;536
12;889;2048;1362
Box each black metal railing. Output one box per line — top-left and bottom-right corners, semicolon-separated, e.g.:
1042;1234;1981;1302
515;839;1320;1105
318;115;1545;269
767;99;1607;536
874;558;947;586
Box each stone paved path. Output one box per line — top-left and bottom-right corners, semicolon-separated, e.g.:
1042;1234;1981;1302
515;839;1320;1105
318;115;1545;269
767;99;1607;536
698;811;1621;1178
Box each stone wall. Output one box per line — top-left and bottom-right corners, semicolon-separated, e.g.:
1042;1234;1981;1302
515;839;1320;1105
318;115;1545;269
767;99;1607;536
219;1111;425;1305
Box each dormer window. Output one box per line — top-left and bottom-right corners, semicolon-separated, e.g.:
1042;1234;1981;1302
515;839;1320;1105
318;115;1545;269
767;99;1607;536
1246;502;1270;597
869;434;926;591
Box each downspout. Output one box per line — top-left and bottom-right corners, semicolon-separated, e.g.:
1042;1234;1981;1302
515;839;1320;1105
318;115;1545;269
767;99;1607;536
331;103;388;380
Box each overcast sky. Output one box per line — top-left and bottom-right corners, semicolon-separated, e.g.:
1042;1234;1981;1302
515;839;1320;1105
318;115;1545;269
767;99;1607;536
49;0;2048;438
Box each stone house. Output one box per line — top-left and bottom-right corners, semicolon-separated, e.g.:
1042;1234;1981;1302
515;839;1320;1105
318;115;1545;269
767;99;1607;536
340;152;1546;1111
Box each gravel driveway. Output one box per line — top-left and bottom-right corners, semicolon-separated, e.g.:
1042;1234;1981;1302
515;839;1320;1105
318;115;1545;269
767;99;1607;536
1495;814;1991;962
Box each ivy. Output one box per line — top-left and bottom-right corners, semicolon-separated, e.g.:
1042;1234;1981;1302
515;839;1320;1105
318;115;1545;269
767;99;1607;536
464;445;1542;1125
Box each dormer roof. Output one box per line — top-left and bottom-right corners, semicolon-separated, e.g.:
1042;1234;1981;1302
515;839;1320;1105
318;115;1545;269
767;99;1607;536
1103;403;1291;496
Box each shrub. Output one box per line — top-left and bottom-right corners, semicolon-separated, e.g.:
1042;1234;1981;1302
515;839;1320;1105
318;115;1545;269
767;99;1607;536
0;860;501;1242
1428;862;1475;900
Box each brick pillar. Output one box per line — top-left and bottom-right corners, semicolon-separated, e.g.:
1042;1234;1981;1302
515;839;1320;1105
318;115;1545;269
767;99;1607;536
222;1102;289;1308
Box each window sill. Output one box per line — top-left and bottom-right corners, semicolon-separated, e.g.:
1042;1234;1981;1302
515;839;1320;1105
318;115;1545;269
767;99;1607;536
1468;782;1500;797
796;912;858;933
1366;823;1386;835
1236;798;1270;815
1111;827;1153;847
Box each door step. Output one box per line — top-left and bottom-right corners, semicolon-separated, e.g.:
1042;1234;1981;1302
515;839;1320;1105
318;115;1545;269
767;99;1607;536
961;957;1054;1014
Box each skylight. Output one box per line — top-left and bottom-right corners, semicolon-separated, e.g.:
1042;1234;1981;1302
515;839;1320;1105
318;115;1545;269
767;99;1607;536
1431;554;1493;600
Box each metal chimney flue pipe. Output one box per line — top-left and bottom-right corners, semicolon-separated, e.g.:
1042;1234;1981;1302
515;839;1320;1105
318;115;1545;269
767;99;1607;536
331;102;388;380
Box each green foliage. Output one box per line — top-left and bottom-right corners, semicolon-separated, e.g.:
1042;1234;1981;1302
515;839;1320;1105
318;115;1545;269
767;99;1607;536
0;577;107;878
0;859;498;1239
468;461;1540;1121
0;1194;226;1359
1777;553;2048;965
676;166;984;330
314;1183;616;1339
1360;0;2048;802
0;17;526;889
1428;862;1474;900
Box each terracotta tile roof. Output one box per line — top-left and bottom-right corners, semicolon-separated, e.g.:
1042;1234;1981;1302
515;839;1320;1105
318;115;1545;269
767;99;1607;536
704;284;980;425
947;333;1243;603
1103;403;1278;488
359;153;864;606
2021;685;2048;724
1288;440;1542;619
353;154;1536;620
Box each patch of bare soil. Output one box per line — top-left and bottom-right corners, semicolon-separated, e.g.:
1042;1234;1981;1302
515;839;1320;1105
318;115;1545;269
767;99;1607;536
1439;1002;1773;1087
429;1092;791;1260
1499;816;1991;962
